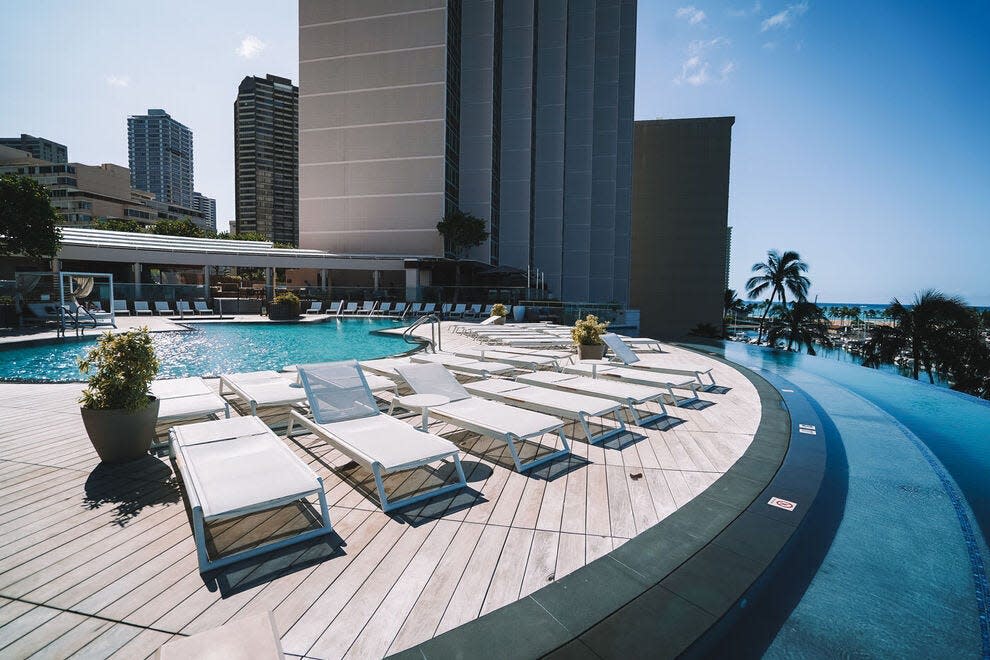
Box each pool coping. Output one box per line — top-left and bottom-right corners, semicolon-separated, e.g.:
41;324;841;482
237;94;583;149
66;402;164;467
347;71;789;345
389;348;833;659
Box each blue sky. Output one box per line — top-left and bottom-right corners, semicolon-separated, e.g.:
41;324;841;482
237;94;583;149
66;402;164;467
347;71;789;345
2;1;988;304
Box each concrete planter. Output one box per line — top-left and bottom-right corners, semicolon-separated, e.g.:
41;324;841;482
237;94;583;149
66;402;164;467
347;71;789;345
493;316;506;325
577;344;606;360
81;397;160;463
268;301;300;320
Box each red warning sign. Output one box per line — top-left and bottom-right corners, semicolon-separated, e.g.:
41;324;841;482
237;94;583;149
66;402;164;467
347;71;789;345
768;497;797;511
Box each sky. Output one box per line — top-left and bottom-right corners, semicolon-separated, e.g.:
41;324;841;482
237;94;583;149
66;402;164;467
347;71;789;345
2;1;988;305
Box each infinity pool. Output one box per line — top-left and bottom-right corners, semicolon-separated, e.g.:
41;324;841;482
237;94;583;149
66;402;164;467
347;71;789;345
0;319;411;382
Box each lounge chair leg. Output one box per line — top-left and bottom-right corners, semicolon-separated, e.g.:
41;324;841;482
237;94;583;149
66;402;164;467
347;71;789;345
372;463;391;511
505;434;525;472
192;507;211;572
453;454;467;485
316;477;333;532
578;412;595;444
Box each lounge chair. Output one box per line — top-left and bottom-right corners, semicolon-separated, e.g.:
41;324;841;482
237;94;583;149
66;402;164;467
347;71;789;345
516;371;669;427
169;416;333;572
221;369;397;416
134;301;153;316
194;300;212;315
113;299;131;316
152;377;230;423
422;303;437;314
409;352;516;377
448;303;467;320
602;333;718;390
377;302;392;316
391;302;407;318
451;348;561;372
154;301;174;315
394;363;571;472
327;300;343;316
176;301;193;316
440;303;453;318
286;361;467;511
305;301;323;315
464;304;483;320
359;300;376;315
561;361;701;406
408;302;423;316
617;335;664;352
464;378;626;444
340;302;358;315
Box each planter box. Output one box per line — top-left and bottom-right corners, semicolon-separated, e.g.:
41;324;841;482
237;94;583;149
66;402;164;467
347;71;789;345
577;344;606;360
268;301;300;320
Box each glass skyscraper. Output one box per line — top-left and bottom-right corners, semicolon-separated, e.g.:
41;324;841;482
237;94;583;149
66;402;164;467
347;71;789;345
127;109;194;209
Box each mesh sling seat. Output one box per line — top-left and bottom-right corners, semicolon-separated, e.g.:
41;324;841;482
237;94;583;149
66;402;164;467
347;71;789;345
287;361;467;512
394;363;572;472
222;369;398;417
170;416;333;572
152;377;230;425
561;361;702;407
601;333;719;390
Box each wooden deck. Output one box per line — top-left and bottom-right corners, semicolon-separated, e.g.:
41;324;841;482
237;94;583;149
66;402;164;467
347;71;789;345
0;327;760;659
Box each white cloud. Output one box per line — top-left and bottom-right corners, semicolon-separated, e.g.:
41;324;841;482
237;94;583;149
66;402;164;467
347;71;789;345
105;75;129;87
675;36;733;86
235;34;267;59
675;6;707;25
727;1;762;18
761;1;809;31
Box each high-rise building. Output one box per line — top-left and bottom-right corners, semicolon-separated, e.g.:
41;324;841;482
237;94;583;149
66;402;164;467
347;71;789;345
299;0;636;303
191;192;217;232
235;74;299;245
630;117;735;338
127;109;194;209
0;134;67;163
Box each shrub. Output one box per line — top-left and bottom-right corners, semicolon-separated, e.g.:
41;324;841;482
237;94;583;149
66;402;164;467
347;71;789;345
571;314;608;346
273;291;300;306
492;303;507;317
78;328;159;411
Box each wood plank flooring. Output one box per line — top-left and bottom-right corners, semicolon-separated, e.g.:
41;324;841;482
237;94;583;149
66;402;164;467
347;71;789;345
0;327;760;659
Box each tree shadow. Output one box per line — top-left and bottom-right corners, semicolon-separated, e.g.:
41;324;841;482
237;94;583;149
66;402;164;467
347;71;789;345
83;456;181;527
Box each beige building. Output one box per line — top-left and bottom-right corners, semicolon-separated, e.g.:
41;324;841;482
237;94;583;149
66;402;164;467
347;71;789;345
630;117;734;338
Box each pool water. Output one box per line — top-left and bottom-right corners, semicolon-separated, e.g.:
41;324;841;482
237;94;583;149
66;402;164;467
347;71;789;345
0;319;411;382
697;342;990;657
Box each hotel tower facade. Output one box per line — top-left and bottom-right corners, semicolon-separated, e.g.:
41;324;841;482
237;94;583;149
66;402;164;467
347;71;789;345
299;0;636;303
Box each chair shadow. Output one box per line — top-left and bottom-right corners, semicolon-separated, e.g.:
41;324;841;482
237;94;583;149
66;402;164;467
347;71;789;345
208;527;347;598
83;456;181;527
678;398;716;411
703;385;732;395
643;415;686;431
527;454;591;481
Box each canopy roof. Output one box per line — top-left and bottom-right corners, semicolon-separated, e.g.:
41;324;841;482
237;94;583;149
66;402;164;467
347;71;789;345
54;228;424;271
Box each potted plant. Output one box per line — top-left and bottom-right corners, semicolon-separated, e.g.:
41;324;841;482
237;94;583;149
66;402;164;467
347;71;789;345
78;328;161;463
268;291;301;320
0;295;15;328
491;303;507;325
572;314;609;360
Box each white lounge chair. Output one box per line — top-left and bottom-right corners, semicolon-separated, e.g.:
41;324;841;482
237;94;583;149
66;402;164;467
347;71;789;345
176;301;193;316
440;303;453;318
113;299;131;316
602;333;718;390
561;361;701;406
451;348;561;372
377;302;392;316
222;368;397;417
326;300;343;315
286;361;467;511
152;377;230;424
422;303;437;314
516;371;669;427
617;335;665;352
464;378;626;445
394;363;572;472
194;300;212;315
340;302;358;315
305;301;323;315
409;352;516;377
169;416;333;572
154;301;174;315
359;300;376;315
448;303;467;319
134;301;153;316
391;302;407;318
408;302;423;316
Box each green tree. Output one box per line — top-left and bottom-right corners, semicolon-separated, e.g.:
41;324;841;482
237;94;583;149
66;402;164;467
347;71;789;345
745;249;811;343
436;208;489;301
0;173;62;258
151;218;205;238
92;217;143;233
767;301;833;355
861;290;974;383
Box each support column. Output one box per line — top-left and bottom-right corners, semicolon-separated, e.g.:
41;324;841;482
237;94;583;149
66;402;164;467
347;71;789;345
132;263;142;299
265;267;273;299
373;270;381;292
202;266;211;301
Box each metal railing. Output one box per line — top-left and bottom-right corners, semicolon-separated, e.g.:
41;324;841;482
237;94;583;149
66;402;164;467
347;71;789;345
402;313;442;353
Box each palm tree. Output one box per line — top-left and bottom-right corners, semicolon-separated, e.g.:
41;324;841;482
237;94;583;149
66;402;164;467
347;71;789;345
746;250;811;343
861;290;973;382
767;302;832;355
723;289;745;336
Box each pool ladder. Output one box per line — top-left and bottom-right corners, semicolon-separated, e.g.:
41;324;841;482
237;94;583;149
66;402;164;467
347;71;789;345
403;313;442;353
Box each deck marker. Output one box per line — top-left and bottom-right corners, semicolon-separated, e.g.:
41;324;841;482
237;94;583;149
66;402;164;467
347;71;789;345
768;497;797;511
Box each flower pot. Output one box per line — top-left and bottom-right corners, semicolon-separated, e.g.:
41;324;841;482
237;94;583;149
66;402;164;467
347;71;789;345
577;344;606;360
494;316;505;325
81;396;160;464
268;301;300;320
